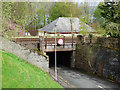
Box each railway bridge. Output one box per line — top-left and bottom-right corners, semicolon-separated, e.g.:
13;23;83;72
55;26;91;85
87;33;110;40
13;36;77;67
13;36;77;52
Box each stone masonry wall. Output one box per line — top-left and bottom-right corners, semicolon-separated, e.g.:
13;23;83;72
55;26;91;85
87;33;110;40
75;35;120;83
16;42;38;50
0;36;49;72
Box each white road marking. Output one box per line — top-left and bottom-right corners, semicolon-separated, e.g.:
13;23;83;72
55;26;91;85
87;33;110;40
97;85;106;90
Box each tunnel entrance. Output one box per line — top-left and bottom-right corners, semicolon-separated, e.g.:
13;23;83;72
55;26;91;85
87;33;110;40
46;51;73;68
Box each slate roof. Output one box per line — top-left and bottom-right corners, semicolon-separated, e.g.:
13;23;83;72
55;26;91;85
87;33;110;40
38;17;96;33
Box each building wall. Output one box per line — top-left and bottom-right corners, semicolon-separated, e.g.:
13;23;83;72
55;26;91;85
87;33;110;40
38;31;44;36
28;30;38;36
38;31;79;36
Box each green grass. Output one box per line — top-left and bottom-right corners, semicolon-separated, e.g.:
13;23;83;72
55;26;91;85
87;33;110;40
1;50;63;88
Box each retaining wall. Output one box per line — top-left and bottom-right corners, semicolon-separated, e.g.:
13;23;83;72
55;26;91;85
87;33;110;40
75;35;120;83
0;37;49;72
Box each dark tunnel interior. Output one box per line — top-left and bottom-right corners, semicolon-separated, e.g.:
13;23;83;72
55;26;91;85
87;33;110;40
46;51;73;68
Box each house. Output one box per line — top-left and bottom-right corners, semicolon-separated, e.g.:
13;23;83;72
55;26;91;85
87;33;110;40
38;17;97;36
28;30;38;36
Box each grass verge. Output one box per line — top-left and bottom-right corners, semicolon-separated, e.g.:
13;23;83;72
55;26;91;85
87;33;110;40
1;50;63;88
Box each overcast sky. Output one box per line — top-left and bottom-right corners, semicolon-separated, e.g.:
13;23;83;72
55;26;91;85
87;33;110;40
53;0;104;3
74;0;104;2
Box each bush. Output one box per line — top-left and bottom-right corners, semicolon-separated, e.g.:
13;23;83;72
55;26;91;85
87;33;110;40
106;22;120;38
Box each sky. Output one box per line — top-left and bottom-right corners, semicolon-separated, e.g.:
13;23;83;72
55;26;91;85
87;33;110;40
54;0;104;3
74;0;104;6
74;0;104;3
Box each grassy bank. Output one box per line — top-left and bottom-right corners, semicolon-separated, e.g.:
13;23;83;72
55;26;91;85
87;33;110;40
1;50;63;88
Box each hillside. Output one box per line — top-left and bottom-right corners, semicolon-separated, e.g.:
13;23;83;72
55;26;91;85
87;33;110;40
1;50;63;88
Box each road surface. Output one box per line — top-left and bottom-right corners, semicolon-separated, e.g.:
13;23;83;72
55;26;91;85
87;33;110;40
52;67;120;89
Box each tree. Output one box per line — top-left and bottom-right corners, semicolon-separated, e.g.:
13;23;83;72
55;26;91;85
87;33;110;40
92;2;106;34
99;1;120;23
49;2;88;22
97;1;120;37
94;2;106;25
2;2;50;32
49;2;71;21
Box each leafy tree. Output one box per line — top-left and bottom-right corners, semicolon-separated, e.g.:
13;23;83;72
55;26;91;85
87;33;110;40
49;2;94;24
93;1;120;37
49;2;71;21
79;2;90;24
99;1;120;23
2;2;49;36
92;2;106;35
94;2;106;26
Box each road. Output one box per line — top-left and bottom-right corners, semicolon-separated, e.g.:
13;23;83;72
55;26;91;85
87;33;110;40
54;67;120;89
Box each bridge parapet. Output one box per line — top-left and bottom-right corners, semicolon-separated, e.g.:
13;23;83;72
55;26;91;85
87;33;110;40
13;36;77;52
41;36;77;52
45;43;76;52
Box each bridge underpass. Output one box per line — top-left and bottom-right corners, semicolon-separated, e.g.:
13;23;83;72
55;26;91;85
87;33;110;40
46;51;73;68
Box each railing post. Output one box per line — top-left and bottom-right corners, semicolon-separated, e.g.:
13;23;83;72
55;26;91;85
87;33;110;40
39;36;44;52
72;35;73;48
39;36;42;51
38;36;40;51
63;36;65;48
45;36;47;49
